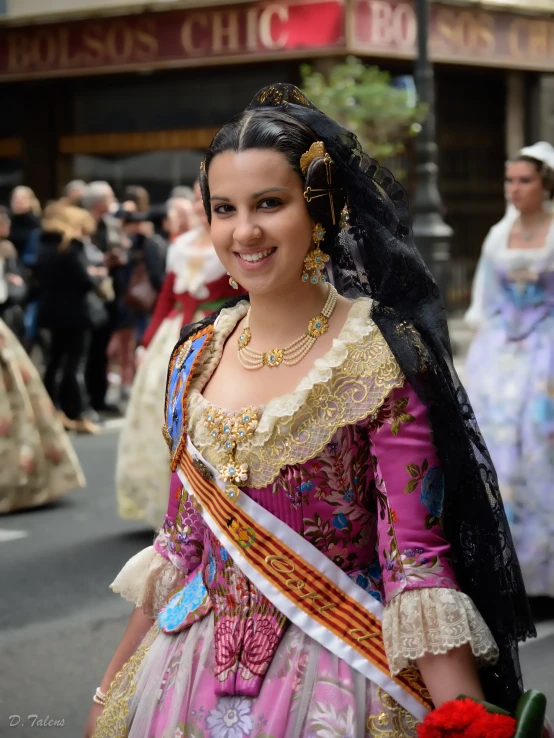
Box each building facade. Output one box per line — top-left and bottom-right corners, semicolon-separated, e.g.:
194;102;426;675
1;0;553;307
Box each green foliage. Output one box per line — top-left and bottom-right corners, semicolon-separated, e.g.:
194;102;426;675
301;57;427;158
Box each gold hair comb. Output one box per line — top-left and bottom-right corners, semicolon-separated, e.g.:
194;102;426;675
300;141;327;175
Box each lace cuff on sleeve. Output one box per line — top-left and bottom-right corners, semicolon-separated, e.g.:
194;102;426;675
383;588;499;676
110;545;183;619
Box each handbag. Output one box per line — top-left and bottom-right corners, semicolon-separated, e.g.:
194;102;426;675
124;261;157;314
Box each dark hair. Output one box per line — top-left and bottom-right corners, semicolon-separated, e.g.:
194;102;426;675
512;155;554;198
123;184;150;212
199;109;345;249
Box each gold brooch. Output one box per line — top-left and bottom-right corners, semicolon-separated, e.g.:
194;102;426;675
203;406;259;504
262;349;284;368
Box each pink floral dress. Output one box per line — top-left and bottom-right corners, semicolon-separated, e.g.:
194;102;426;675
97;299;497;738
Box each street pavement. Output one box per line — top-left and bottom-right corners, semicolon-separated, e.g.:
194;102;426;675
0;426;552;737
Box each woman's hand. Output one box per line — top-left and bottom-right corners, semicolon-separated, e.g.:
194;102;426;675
7;273;24;285
83;702;103;738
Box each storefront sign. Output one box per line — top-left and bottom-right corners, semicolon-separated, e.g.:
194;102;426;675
0;0;344;80
1;0;553;79
352;0;554;71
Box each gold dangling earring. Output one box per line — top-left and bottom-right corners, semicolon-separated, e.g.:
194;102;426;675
228;273;239;290
302;224;330;284
340;204;350;230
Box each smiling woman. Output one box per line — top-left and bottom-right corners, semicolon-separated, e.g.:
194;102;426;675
88;84;536;738
208;150;313;297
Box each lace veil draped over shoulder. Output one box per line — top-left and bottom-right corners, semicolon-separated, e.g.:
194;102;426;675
182;83;534;711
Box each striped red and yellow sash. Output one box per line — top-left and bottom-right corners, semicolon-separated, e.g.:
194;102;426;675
179;443;433;721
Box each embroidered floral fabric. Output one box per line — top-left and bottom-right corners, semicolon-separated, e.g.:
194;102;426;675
109;300;497;727
0;318;84;513
188;299;406;489
94;618;421;738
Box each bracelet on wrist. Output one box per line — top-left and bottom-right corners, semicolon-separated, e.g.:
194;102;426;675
93;687;106;706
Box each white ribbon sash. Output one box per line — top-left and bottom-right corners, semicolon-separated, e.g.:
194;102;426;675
177;436;431;721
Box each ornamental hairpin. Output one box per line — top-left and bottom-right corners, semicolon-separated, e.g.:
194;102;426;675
300;142;342;226
300;141;328;175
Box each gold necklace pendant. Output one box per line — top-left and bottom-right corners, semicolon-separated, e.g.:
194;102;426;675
308;314;329;338
237;284;338;370
262;349;284;368
237;326;251;350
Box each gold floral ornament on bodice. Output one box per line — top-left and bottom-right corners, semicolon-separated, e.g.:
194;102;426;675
203;406;260;502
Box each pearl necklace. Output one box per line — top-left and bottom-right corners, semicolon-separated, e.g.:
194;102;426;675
237;284;339;370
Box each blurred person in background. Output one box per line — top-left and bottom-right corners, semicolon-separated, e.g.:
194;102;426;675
83;181;123;415
115;182;240;527
0;206;85;513
108;210;166;406
0;206;26;337
36;202;106;434
170;184;194;201
123;184;150;214
465;141;554;614
63;179;88;208
8;185;41;263
165;196;196;263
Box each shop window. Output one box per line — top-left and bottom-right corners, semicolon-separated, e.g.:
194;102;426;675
70;149;204;203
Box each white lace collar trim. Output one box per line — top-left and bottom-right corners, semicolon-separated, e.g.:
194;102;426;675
188;296;374;444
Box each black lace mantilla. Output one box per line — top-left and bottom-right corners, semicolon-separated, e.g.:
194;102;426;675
176;83;534;711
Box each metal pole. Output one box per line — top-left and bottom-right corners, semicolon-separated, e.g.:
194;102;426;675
412;0;452;308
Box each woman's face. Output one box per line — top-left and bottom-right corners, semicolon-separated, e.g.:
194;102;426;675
10;188;32;215
208;149;313;295
505;161;545;214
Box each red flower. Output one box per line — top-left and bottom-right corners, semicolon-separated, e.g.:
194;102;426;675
418;699;516;738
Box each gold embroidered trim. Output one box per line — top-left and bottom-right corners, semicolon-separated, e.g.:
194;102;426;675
92;624;160;738
189;305;405;488
366;687;419;736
